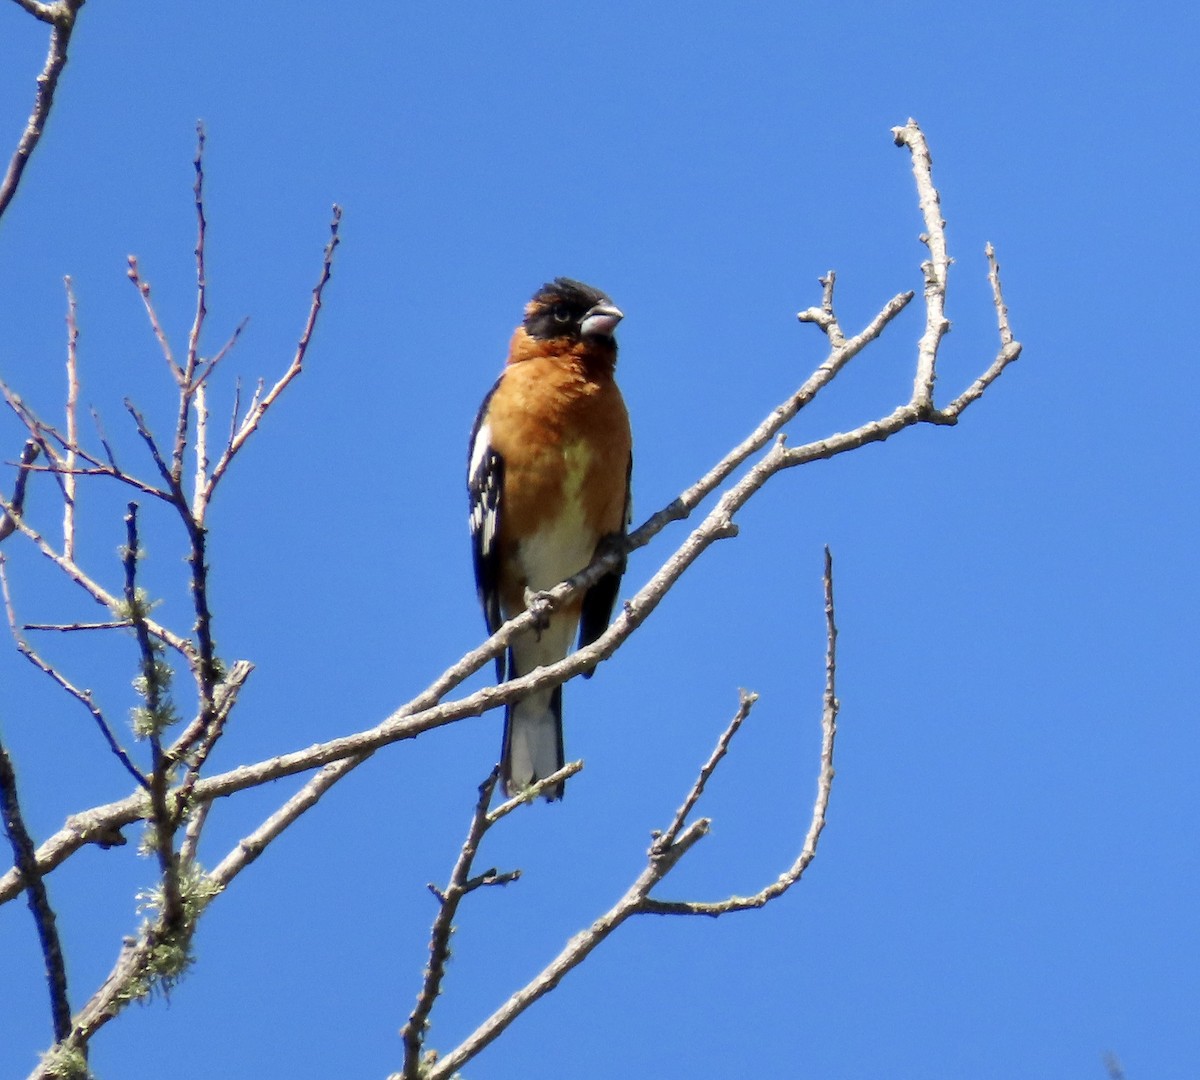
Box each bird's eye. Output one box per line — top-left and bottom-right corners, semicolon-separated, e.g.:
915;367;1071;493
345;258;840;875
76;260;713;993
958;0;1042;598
552;305;572;323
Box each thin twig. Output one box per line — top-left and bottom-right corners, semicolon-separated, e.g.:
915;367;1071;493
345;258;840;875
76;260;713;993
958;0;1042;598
184;123;208;378
179;800;210;867
796;270;847;349
91;405;119;471
0;0;85;224
892;118;950;413
653;689;757;856
192;317;247;393
401;770;507;1078
486;761;583;823
62;276;78;559
938;243;1022;419
125;257;181;382
193;382;208;516
1;557;148;788
24;620;130;632
172;123;208;484
8;394;172;502
202;205;342;509
415;820;709;1080
166;658;252;764
0;384;69;505
641;545;839;915
0;486;191;656
0;731;72;1043
124;400;176;492
0;440;41;543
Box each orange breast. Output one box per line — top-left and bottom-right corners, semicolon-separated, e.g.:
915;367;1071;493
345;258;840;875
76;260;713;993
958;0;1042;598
488;350;631;609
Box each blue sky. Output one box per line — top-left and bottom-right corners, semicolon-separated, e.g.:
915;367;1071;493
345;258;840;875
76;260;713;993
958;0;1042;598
1;2;1197;1078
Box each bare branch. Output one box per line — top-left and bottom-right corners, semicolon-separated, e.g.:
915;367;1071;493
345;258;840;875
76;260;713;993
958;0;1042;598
6;390;174;503
184;123;208;380
125;257;181;383
205;753;355;889
192;316;247;394
9;0;59;20
62;276;78;559
892;118;951;413
90;405;118;471
0;439;40;543
486;761;583;824
23;620;130;632
202;205;342;509
0;0;85;224
171;122;209;484
641;545;839;916
121;504;184;934
123;400;176;493
178;799;209;867
398;764;579;1077
0;485;192;657
414;550;839;1080
417;816;710;1080
1;556;148;788
192;382;208;517
0;731;72;1044
401;770;505;1079
796;270;847;349
653;688;757;856
166;658;252;764
938;243;1022;419
0;249;998;901
0;384;69;504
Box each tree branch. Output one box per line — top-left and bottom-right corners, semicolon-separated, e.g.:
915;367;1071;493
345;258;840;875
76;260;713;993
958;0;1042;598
201;204;342;509
0;730;73;1045
0;439;40;543
0;0;85;224
62;276;78;559
0;556;148;789
411;548;838;1078
641;545;838;915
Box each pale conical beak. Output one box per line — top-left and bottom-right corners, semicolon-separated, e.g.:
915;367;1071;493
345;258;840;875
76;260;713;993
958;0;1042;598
580;301;623;339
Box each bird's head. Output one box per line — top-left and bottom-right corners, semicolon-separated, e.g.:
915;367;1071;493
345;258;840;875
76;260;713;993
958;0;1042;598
523;278;623;346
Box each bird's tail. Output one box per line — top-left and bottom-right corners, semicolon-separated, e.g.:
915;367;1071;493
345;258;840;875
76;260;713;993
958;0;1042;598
501;683;565;801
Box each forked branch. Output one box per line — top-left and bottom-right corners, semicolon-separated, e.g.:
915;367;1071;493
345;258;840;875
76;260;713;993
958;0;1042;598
406;549;838;1080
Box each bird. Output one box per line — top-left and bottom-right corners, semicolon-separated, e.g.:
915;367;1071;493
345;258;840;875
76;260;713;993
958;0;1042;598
468;277;632;801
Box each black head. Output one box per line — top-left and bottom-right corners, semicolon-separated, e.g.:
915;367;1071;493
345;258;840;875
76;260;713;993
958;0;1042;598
523;277;623;342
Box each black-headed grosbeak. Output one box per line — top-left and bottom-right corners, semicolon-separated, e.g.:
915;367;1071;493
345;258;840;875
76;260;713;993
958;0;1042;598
468;278;632;801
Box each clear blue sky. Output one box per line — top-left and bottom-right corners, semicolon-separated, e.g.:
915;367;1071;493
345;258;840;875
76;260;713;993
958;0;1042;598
1;2;1197;1077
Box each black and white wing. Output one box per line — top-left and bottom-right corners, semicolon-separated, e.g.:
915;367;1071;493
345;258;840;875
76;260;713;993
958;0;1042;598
468;377;505;679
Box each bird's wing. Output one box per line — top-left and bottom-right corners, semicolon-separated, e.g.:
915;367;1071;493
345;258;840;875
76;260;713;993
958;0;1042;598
468;376;505;678
578;450;632;657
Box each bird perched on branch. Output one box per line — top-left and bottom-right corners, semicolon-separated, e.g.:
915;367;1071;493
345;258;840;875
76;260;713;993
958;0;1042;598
468;278;632;800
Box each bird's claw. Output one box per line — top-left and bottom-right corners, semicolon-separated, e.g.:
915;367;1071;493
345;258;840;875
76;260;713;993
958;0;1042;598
524;589;553;635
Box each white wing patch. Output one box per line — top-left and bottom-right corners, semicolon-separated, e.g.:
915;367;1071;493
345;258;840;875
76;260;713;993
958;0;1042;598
468;421;498;559
468;410;503;640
